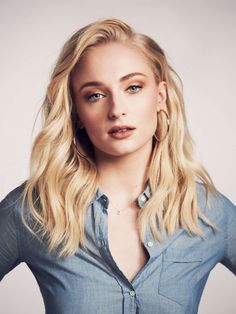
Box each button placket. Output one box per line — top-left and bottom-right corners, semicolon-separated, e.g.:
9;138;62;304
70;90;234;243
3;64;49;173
100;239;106;247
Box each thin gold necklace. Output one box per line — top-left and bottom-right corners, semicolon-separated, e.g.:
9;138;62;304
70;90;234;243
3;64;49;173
108;200;137;215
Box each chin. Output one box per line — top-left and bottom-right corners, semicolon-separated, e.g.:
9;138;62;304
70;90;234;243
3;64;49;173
107;144;149;157
106;149;135;157
94;146;136;158
94;139;152;158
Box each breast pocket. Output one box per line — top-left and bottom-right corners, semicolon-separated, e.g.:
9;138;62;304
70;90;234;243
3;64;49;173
158;248;203;305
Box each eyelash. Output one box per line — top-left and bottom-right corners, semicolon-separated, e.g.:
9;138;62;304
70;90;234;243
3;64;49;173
86;85;143;102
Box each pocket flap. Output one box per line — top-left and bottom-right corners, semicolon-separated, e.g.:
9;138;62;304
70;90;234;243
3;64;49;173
163;248;202;262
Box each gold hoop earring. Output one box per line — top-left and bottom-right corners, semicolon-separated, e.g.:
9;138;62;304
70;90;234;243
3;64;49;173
73;136;88;159
154;109;170;142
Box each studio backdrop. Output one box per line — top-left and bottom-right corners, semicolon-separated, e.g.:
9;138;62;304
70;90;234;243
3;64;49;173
0;0;235;313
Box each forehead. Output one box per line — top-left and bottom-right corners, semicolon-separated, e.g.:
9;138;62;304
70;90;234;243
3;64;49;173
73;42;154;81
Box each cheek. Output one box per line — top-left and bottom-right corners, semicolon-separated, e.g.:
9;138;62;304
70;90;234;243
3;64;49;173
78;114;105;145
137;99;158;134
137;97;157;121
83;118;101;137
77;108;100;130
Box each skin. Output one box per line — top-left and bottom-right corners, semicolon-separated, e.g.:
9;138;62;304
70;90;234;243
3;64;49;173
71;41;167;207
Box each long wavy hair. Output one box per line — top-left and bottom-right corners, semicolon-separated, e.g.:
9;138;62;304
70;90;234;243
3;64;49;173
21;18;218;258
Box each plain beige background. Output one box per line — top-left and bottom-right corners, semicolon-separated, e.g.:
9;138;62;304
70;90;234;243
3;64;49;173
0;0;235;313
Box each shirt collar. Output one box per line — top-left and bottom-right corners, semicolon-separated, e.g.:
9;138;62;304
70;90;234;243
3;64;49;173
89;179;152;209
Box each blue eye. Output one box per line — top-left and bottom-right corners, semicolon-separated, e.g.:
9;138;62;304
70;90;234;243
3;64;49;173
127;85;142;93
86;93;104;102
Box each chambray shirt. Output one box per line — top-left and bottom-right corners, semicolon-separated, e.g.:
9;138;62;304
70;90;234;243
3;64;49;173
0;181;235;314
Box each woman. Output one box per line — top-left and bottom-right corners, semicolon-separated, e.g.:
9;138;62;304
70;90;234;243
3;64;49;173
0;18;235;314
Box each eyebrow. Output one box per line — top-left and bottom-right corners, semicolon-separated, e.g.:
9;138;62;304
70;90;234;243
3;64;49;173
78;72;147;92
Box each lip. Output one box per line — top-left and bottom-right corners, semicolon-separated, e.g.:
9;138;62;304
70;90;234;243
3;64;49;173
108;125;136;134
108;128;135;139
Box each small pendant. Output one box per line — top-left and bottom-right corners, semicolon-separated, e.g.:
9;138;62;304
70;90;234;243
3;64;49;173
117;209;121;215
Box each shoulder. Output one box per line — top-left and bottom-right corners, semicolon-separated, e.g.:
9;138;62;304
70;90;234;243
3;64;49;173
196;181;236;225
0;183;28;265
0;182;27;213
0;182;30;233
0;182;48;256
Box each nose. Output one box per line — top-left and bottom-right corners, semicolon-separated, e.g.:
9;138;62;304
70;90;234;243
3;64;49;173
109;111;127;119
108;94;127;120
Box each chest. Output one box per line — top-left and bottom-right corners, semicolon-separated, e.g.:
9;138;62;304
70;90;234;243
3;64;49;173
107;211;149;282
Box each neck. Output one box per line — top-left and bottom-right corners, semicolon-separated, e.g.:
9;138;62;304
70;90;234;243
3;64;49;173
94;141;153;205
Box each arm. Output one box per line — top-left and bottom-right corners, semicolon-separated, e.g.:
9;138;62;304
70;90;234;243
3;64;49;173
0;189;23;281
220;194;236;275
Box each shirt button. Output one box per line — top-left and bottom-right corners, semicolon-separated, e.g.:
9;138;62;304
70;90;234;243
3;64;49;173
147;241;153;247
140;195;146;202
102;196;107;203
100;240;106;247
101;196;109;208
129;290;136;297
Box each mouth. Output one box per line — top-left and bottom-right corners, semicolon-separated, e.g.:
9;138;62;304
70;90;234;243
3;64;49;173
108;125;136;134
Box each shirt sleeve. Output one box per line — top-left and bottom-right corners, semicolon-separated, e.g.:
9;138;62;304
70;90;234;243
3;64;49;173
220;194;236;275
0;189;23;281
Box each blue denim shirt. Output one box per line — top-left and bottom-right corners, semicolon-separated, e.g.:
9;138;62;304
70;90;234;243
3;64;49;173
0;182;235;314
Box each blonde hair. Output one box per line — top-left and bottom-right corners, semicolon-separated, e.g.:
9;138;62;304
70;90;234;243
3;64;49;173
21;18;218;258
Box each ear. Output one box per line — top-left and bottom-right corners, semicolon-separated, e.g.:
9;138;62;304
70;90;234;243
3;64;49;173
156;81;167;112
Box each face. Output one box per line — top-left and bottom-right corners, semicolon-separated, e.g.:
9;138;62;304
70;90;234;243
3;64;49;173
71;42;167;160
